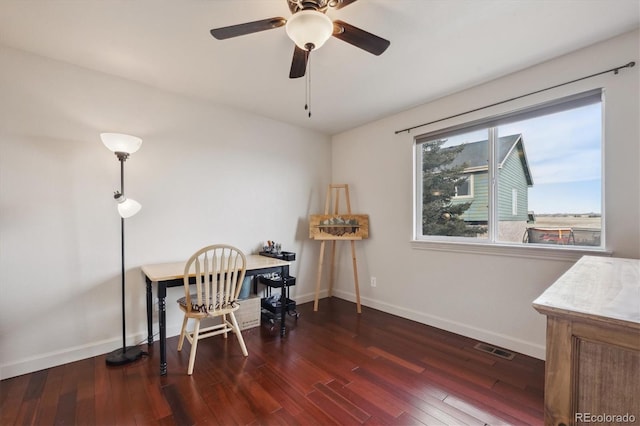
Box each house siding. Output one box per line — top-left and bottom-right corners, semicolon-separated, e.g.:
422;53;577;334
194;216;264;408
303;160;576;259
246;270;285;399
455;172;488;222
498;147;529;222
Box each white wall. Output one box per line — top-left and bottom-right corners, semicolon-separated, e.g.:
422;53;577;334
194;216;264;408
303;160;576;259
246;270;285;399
330;30;639;359
0;46;331;379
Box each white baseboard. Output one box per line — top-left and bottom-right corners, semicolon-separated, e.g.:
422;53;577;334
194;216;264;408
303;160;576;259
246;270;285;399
330;289;546;360
0;332;149;380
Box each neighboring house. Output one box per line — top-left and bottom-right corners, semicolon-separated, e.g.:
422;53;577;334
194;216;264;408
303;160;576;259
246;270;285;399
448;134;533;240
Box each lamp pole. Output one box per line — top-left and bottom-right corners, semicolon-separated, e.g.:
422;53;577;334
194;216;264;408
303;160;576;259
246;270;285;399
118;153;129;360
120;156;126;356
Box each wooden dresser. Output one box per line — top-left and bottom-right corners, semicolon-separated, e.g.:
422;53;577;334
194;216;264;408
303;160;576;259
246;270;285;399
533;256;639;426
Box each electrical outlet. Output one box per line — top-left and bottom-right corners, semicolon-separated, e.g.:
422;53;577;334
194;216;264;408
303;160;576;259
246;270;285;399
370;276;377;287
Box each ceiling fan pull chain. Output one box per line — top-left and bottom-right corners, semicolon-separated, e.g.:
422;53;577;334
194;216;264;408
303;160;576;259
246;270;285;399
307;51;312;118
304;68;308;113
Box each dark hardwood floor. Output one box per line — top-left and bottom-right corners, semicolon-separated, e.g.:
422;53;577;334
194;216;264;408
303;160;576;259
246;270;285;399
1;298;544;425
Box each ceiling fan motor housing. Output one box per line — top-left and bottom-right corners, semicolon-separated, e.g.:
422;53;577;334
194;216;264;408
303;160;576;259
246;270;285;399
288;0;334;14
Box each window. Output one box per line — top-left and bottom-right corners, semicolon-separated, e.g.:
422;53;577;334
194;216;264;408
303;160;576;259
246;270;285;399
454;175;473;198
414;90;603;249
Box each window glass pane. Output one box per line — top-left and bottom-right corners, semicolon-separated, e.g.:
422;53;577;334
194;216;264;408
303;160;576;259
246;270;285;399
455;176;471;197
497;102;602;246
419;129;489;238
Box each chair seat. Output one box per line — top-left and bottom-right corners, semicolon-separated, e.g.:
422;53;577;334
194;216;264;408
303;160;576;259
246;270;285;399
177;294;238;314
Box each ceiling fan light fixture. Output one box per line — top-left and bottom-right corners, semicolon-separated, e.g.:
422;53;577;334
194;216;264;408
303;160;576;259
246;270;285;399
285;10;333;51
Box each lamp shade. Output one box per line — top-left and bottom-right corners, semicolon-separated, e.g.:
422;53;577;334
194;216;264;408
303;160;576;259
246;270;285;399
116;196;142;218
101;133;142;154
285;10;333;50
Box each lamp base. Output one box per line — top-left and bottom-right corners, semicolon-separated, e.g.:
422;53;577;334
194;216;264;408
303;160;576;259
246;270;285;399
105;346;143;366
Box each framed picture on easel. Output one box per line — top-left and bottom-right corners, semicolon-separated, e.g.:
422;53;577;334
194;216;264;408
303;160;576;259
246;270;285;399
309;214;369;240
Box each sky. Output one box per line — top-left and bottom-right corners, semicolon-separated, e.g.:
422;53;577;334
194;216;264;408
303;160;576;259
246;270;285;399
441;102;602;214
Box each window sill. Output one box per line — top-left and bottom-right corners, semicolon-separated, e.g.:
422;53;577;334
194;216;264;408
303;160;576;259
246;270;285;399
410;240;612;262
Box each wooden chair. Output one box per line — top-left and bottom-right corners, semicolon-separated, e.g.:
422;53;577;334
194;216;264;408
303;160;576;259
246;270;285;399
177;244;248;375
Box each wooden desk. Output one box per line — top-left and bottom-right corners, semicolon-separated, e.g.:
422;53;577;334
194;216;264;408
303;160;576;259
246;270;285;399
533;256;639;426
142;255;291;376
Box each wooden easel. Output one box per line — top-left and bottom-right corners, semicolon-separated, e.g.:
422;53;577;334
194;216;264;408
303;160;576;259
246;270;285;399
313;184;362;313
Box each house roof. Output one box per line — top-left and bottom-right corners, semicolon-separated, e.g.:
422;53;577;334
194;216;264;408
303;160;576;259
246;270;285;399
447;134;534;186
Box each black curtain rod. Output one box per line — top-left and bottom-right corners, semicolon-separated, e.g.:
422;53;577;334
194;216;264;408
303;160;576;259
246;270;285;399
394;60;636;135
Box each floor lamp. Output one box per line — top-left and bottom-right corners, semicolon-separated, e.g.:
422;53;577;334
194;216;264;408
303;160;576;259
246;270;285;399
102;132;144;366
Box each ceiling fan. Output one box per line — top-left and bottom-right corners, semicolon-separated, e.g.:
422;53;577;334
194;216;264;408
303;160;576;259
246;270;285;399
210;0;391;79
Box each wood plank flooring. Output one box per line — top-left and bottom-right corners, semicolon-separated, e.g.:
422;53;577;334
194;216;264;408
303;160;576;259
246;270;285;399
1;297;545;425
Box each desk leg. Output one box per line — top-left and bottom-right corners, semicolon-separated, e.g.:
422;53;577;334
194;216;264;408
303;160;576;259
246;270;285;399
158;283;168;376
146;278;153;345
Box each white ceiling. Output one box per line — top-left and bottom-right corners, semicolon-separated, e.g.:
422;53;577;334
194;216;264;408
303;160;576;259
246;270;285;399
0;0;638;135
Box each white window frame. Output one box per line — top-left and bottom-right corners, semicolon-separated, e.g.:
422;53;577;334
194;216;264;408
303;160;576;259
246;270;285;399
512;188;518;216
453;174;474;199
412;89;609;260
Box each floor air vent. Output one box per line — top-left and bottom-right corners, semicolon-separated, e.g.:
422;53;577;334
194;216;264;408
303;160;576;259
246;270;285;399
473;343;515;360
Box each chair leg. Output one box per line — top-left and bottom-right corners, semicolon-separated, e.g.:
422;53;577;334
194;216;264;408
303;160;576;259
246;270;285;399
228;312;248;357
187;319;201;375
222;314;228;339
177;315;189;351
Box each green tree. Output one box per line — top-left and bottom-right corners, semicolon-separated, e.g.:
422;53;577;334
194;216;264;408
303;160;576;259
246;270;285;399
422;140;483;236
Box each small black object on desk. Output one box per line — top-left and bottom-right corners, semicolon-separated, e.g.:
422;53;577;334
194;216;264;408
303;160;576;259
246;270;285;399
258;250;296;261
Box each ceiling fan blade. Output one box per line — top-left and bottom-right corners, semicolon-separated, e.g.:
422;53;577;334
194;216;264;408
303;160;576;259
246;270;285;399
332;0;359;10
289;45;308;79
332;20;390;56
210;17;286;40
